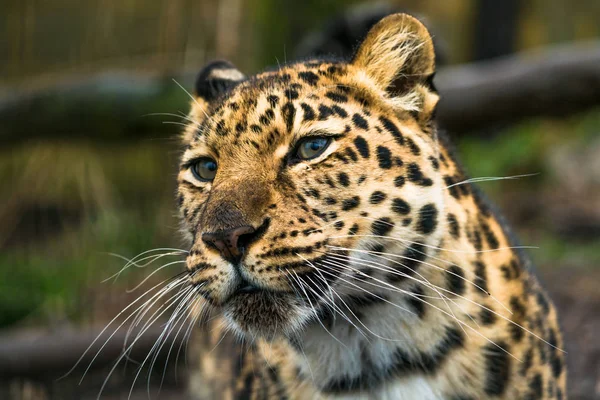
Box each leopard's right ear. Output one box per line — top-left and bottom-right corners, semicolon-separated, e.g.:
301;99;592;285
184;60;246;143
194;60;246;104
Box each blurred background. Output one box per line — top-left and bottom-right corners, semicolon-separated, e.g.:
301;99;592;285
0;0;599;399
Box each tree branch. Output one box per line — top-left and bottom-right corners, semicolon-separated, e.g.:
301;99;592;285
0;327;184;380
0;41;599;144
435;41;600;133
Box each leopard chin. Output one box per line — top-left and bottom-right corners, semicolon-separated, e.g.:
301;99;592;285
222;289;309;340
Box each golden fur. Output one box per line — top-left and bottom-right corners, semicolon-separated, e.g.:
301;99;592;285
175;14;566;399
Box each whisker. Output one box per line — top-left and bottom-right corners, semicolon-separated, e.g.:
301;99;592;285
296;253;338;319
326;243;512;315
120;272;198;366
321;252;478;336
118;279;192;366
172;78;214;124
126;260;186;292
316;253;414;297
329;232;538;254
176;294;206;377
304;267;408;343
98;285;196;399
323;249;445;301
138;289;194;398
143;112;201;126
287;270;351;348
328;245;504;334
208;319;230;355
60;273;187;382
163;121;193;128
144;289;199;398
320;246;561;354
102;248;187;282
302;273;373;341
316;250;479;337
124;276;192;347
314;259;522;362
445;173;539;189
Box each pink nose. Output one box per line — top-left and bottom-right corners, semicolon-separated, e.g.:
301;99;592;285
201;226;256;263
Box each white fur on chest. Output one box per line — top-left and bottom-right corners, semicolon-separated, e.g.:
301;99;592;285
324;377;442;400
294;299;449;399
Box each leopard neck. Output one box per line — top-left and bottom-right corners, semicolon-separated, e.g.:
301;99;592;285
274;140;532;396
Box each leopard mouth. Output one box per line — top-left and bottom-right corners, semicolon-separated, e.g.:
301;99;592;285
232;281;267;296
233;283;266;296
223;284;306;339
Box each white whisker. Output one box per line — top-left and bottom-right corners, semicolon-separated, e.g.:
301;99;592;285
126;260;186;292
287;270;351;348
102;248;187;283
445;173;539;189
172;78;214;124
61;274;187;383
98;285;195;399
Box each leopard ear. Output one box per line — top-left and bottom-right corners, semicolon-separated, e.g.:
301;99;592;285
184;60;246;143
191;60;246;119
352;14;436;106
194;60;246;103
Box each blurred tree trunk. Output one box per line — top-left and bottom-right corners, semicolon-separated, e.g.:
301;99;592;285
215;0;243;61
473;0;520;60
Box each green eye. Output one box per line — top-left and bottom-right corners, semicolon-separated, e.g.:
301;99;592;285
296;137;331;160
191;158;218;181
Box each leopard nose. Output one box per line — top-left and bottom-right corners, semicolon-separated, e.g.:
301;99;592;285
201;226;257;264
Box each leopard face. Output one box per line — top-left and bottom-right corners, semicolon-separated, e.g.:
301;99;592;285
177;15;442;340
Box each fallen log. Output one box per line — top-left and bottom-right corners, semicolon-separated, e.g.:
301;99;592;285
0;41;599;144
0;327;185;380
435;40;600;133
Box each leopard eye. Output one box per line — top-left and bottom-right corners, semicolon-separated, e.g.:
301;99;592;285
296;137;331;160
191;158;217;181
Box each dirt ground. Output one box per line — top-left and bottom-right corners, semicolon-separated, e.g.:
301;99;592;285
541;266;600;400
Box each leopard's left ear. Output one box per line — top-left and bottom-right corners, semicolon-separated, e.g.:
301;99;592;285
352;14;437;115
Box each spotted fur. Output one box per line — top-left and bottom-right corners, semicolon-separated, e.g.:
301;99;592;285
177;14;566;400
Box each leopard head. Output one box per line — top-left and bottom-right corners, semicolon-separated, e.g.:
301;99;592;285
177;14;443;340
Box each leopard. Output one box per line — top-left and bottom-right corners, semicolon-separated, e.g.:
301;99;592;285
175;14;567;399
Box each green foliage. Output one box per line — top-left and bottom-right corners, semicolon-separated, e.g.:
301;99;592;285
0;210;180;326
456;109;600;267
458;110;600;188
459;125;543;179
0;143;181;327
